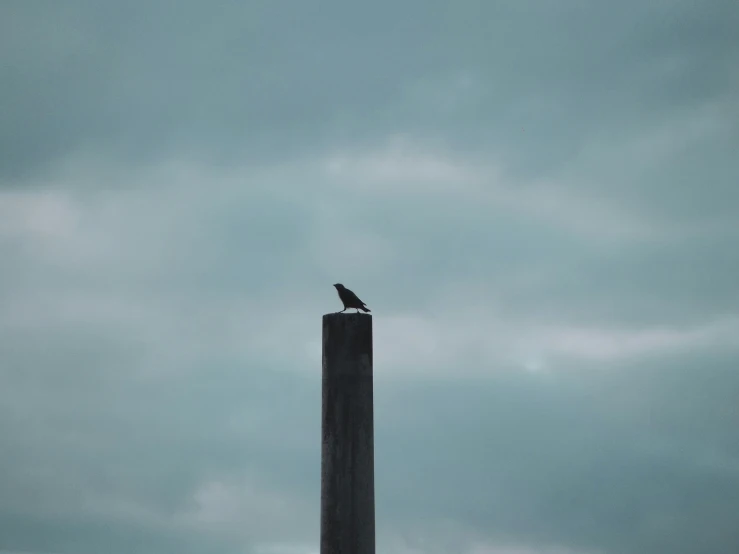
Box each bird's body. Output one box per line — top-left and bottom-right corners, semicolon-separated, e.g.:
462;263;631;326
333;283;371;313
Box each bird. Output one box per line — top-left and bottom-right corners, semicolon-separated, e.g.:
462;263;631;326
333;283;371;313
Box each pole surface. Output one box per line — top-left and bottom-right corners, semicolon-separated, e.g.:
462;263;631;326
321;313;375;554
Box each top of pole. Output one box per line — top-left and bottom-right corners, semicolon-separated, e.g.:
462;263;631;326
322;313;373;377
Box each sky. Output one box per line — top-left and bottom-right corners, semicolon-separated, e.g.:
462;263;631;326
1;1;738;553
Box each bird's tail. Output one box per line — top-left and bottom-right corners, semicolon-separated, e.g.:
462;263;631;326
361;305;371;313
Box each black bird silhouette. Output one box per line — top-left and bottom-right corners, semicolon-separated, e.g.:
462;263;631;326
333;283;371;313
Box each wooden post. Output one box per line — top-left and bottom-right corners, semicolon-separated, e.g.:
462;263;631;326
321;313;375;554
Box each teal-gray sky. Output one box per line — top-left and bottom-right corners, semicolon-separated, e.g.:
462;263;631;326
1;1;738;553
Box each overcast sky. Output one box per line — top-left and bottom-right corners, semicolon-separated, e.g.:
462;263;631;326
2;1;739;553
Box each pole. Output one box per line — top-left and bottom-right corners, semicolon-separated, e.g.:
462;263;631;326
320;313;375;554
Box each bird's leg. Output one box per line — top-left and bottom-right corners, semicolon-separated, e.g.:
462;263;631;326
336;307;347;313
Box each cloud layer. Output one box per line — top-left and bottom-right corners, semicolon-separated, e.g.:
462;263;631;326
2;1;738;553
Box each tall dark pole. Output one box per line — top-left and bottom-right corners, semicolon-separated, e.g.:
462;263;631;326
321;313;375;554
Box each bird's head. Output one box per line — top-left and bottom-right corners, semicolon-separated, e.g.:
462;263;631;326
333;283;343;290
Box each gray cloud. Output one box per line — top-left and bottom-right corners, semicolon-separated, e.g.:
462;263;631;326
375;350;739;554
1;1;738;553
3;0;736;180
